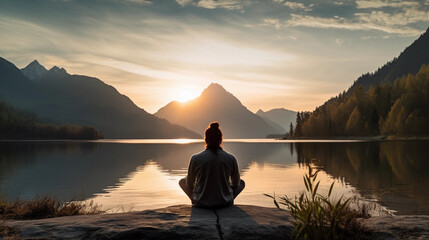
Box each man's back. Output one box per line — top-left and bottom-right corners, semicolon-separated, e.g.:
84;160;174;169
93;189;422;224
186;149;240;208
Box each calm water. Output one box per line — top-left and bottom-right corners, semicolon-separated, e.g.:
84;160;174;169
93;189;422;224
1;139;428;215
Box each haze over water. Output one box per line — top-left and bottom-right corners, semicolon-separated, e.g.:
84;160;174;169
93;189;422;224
1;139;428;215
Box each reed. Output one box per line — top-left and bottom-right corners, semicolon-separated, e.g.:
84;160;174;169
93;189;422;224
265;166;368;240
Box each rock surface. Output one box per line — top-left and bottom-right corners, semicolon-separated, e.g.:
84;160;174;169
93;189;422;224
365;215;429;240
4;205;293;240
4;205;429;239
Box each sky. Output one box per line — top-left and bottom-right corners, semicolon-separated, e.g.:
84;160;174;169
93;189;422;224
1;0;429;113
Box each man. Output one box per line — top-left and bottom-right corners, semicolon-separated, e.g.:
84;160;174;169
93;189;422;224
179;122;245;208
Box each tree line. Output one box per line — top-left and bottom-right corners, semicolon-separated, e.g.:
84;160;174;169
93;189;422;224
0;101;104;139
293;64;429;137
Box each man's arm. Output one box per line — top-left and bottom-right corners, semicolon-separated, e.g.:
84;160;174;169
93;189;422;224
185;156;196;188
230;156;240;187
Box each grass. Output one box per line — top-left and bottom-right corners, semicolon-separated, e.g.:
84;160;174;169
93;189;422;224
0;195;104;220
0;193;104;239
265;166;370;240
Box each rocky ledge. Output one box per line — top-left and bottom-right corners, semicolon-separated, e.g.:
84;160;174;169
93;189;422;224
4;205;429;239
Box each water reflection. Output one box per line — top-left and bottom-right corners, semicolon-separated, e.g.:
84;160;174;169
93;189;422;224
295;141;429;214
0;140;428;214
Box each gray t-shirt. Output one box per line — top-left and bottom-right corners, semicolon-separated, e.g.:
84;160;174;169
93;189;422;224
185;149;240;208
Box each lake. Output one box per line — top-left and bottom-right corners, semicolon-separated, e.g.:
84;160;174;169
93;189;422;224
1;139;428;215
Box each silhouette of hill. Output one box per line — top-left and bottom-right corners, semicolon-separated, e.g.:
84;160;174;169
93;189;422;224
256;108;297;132
155;83;283;138
0;57;200;139
348;27;429;93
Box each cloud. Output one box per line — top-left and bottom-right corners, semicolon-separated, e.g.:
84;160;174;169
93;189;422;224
285;10;427;36
356;0;419;9
273;0;312;11
264;18;281;29
196;0;247;10
361;35;390;40
175;0;193;6
335;38;344;46
117;0;152;4
283;1;306;9
175;0;251;11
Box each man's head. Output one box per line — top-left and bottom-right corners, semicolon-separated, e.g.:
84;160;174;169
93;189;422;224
205;121;223;151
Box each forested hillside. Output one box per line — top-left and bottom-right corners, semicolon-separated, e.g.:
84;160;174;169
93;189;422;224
0;101;104;139
347;27;429;93
294;64;429;137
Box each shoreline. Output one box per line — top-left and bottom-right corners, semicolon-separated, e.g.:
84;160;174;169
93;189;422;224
1;136;429;143
282;135;429;141
3;204;429;239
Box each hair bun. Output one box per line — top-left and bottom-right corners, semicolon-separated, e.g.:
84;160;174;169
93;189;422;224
210;122;219;129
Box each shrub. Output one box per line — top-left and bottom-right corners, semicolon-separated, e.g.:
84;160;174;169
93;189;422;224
265;166;368;239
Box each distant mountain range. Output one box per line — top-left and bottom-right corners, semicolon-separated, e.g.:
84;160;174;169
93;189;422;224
0;57;200;139
256;108;297;132
155;83;286;138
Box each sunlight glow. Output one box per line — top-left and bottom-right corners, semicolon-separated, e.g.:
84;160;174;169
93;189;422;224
175;86;201;103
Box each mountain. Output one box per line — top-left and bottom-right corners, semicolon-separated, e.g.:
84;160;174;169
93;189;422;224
20;60;48;81
0;57;200;139
256;108;297;132
155;83;283;138
294;27;429;137
348;27;429;93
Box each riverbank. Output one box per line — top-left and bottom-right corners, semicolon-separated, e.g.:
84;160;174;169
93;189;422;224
3;205;429;239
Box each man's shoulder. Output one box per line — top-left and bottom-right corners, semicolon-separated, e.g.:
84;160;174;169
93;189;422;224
218;149;236;160
191;149;236;160
191;150;210;159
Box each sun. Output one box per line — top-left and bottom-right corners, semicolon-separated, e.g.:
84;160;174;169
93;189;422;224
175;86;200;103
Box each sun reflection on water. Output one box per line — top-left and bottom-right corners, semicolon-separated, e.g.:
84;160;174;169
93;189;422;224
90;159;388;215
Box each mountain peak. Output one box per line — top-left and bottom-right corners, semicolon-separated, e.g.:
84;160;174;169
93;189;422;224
29;59;40;65
155;82;282;138
203;83;227;94
256;109;264;115
199;83;243;108
21;60;48;81
48;66;68;75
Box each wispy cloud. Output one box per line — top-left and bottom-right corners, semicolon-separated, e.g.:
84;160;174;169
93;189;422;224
175;0;193;6
283;1;306;9
114;0;152;4
174;0;251;11
263;18;281;29
356;0;419;9
335;38;344;46
285;10;427;36
272;0;312;11
196;0;247;10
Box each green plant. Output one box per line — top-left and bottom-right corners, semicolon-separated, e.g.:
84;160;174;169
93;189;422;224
265;166;366;240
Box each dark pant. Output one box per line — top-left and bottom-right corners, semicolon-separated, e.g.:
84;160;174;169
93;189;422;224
179;178;245;202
